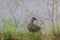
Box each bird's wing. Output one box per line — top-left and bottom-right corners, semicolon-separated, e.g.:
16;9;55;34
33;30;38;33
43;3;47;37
34;24;41;29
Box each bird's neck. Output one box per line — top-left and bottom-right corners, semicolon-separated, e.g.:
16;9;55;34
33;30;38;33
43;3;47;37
31;20;35;24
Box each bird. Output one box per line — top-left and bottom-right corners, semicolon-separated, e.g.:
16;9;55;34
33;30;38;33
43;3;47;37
28;17;41;33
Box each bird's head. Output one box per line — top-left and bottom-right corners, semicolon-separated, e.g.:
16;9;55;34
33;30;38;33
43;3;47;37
31;17;37;22
32;17;37;20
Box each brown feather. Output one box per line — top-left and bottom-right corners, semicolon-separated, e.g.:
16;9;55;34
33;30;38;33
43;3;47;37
28;17;41;33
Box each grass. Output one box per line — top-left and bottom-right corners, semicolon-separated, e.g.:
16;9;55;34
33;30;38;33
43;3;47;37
0;18;60;40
